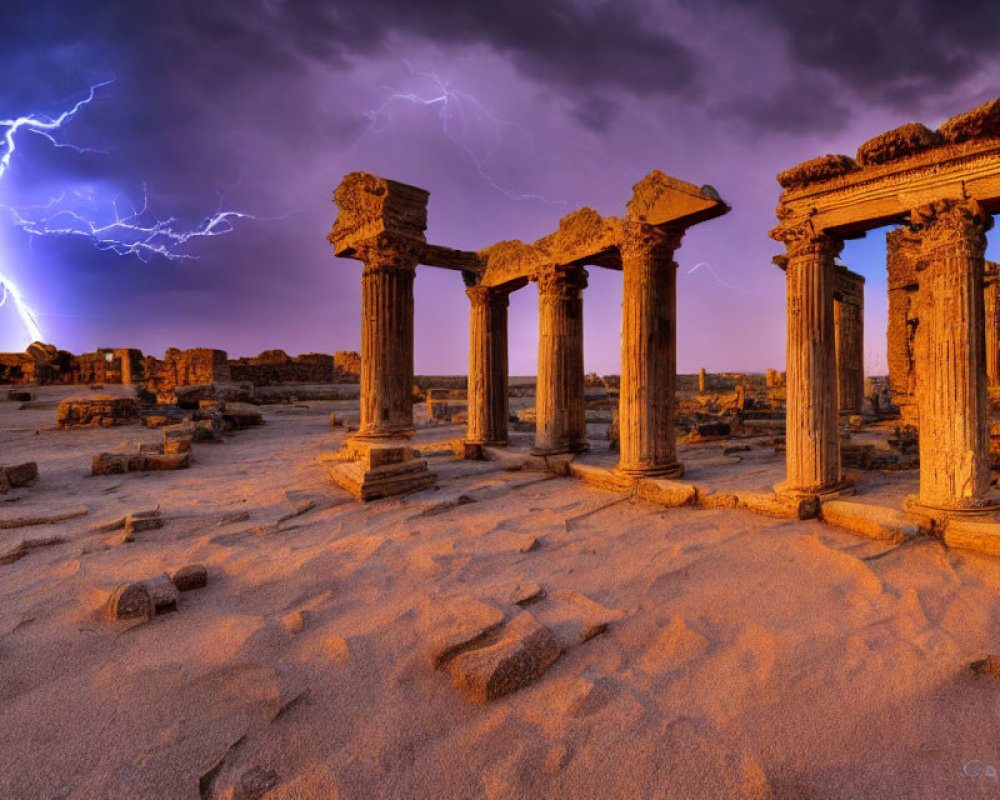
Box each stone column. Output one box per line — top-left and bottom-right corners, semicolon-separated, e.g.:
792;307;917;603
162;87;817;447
466;285;510;452
985;262;1000;387
698;368;707;394
533;266;588;454
772;222;847;497
886;229;921;426
616;223;683;478
355;239;420;440
834;266;865;415
909;198;994;513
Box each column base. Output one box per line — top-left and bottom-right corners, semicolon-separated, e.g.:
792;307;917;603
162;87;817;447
904;494;1000;527
530;442;589;457
328;440;436;501
613;461;684;480
350;427;416;442
774;478;855;501
462;440;507;460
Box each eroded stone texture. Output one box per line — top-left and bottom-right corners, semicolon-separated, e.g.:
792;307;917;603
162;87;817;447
57;395;139;429
834;265;865;415
886;229;921;426
856;123;942;166
985;262;1000;387
909;198;993;511
465;284;518;452
615;223;683;477
533;266;588;455
770;221;846;496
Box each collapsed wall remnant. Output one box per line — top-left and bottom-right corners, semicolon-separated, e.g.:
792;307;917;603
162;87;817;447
328;169;729;499
772;98;1000;520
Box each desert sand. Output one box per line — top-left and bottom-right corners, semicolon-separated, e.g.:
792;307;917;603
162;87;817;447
3;388;1000;799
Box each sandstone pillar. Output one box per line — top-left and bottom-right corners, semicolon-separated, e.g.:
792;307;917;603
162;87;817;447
698;368;707;394
533;266;588;455
772;222;847;497
985;262;1000;387
834;266;865;415
908;198;994;513
886;229;921;426
465;285;510;454
355;240;419;440
616;224;683;478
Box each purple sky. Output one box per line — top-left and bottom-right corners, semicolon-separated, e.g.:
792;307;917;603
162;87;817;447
2;1;999;375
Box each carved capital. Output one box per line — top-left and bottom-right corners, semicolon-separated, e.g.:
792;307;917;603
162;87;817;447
534;266;589;298
466;285;510;310
619;221;683;261
909;197;993;259
355;234;422;276
770;217;843;261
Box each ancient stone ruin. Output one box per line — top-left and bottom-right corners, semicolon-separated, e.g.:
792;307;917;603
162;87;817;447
327;169;729;499
772;98;1000;521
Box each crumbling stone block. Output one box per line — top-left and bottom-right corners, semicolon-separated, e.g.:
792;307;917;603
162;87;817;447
57;395;139;428
105;583;153;623
0;462;38;493
449;612;562;704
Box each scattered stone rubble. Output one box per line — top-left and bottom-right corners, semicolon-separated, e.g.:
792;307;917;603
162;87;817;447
103;563;208;623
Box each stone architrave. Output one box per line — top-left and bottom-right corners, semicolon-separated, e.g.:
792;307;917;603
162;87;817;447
615;222;684;478
771;218;849;498
533;266;588;455
907;198;995;514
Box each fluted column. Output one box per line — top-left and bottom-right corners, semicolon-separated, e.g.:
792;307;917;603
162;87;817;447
533;266;588;454
985;262;1000;387
834;266;865;415
909;198;994;512
772;221;847;496
466;285;510;449
616;223;683;478
886;229;921;426
355;238;420;439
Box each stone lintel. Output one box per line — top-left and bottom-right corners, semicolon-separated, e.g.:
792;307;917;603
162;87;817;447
626;170;730;228
776;136;1000;237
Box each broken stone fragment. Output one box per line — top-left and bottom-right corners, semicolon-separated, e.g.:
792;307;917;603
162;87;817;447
970;655;1000;679
125;509;164;538
235;766;279;800
57;395;139;429
92;453;130;476
222;402;263;430
0;462;38;492
105;582;153;623
737;490;819;520
533;589;625;648
139;574;179;613
171;564;208;592
426;596;505;668
449;611;562;704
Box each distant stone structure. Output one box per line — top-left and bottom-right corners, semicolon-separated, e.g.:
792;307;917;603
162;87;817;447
772;98;1000;519
328;169;729;499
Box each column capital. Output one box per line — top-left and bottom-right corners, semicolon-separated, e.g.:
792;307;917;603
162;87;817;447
770;216;843;261
619;220;684;258
354;234;422;275
910;197;993;260
534;265;588;297
465;285;511;309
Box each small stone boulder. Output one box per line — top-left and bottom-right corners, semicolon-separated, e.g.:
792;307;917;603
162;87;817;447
0;462;38;493
449;612;562;703
139;574;180;613
426;596;505;667
105;582;153;623
171;564;208;592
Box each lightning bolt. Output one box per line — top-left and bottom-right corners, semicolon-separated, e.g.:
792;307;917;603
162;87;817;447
364;63;564;205
0;80;256;347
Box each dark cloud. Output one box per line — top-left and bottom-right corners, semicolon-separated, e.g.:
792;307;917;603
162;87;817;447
713;79;853;138
734;0;1000;109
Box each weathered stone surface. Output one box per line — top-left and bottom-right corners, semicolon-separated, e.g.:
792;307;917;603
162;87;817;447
222;402;263;429
636;478;697;507
140;574;179;613
0;462;38;492
329;172;428;257
57;395;139;428
943;520;1000;557
776;154;859;190
92;453;129;476
6;390;32;402
235;766;279;800
820;500;919;544
449;612;562;703
171;564;208;591
626;169;728;227
856;122;942;165
532;589;624;648
426;596;505;667
737;490;819;520
105;582;153;623
938;98;1000;143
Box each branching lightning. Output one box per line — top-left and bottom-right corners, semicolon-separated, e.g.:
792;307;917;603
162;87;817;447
0;80;255;346
364;63;564;205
